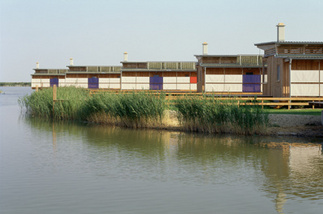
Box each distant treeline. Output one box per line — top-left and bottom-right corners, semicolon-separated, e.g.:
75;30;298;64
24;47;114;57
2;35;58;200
0;82;31;87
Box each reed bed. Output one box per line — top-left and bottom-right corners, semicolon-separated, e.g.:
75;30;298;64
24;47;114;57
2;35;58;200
83;91;166;128
174;95;268;135
20;87;268;134
19;87;89;119
20;87;166;128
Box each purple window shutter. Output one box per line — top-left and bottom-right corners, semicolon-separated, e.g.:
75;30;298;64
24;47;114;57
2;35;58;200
50;78;59;87
88;77;99;89
150;75;163;90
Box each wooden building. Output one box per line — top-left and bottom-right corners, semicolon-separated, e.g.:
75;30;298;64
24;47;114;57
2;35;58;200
195;43;263;93
255;23;323;97
121;54;197;91
31;62;67;89
31;60;121;89
65;65;121;89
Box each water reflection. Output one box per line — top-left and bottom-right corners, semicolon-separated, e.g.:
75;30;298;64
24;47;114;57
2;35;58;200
24;116;323;213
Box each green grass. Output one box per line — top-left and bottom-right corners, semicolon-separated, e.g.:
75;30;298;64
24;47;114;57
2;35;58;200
264;109;323;115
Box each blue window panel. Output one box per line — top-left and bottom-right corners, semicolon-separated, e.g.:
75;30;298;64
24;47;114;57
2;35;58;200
150;75;163;90
243;84;261;92
88;77;99;89
243;75;261;84
50;78;59;87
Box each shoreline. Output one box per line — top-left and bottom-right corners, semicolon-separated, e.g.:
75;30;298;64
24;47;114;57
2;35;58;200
88;111;323;138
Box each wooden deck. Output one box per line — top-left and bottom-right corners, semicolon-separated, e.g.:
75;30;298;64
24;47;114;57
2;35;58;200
88;89;323;110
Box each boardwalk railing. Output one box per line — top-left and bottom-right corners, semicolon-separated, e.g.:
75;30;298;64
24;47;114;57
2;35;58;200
87;90;323;110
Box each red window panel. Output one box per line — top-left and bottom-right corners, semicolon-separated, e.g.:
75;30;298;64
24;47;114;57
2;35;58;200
190;76;197;83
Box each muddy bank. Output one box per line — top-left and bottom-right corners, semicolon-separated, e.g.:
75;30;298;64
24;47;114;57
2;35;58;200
162;111;323;138
267;114;323;137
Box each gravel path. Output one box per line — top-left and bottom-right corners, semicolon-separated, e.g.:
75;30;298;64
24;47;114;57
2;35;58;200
268;114;322;127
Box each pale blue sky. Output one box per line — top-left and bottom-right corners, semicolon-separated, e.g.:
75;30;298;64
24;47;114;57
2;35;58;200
1;0;322;82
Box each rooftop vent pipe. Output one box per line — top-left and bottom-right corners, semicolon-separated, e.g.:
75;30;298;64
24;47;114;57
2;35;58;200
277;23;285;42
70;58;74;66
124;52;128;61
202;42;208;55
36;62;39;69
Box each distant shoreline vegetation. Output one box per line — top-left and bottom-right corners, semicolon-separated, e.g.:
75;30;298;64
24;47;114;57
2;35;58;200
19;87;268;135
0;82;31;87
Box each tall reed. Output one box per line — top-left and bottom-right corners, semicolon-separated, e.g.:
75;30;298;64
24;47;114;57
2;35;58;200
19;87;90;120
83;91;166;128
175;95;268;135
20;88;167;128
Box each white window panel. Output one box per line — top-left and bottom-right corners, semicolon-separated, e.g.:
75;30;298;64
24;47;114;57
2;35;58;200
109;83;120;89
291;84;319;96
122;77;136;83
190;84;197;91
177;77;190;83
321;71;323;82
291;70;319;83
99;84;110;89
77;78;88;83
206;75;224;83
136;84;150;90
122;84;136;90
205;84;225;92
163;84;177;90
41;82;50;87
136;77;150;83
58;79;65;87
177;83;190;90
78;83;88;88
40;79;50;83
320;84;323;96
163;77;177;83
224;84;242;92
32;79;41;83
225;75;242;83
66;78;77;83
110;78;120;83
99;78;110;83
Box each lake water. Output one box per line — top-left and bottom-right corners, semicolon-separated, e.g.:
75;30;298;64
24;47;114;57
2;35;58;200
1;87;323;214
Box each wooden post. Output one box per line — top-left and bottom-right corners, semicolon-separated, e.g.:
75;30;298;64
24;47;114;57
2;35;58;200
36;85;39;92
261;100;264;109
53;85;57;116
288;100;291;110
312;100;315;109
53;85;57;101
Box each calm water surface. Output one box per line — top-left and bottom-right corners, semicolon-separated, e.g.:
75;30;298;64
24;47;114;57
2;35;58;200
1;87;323;214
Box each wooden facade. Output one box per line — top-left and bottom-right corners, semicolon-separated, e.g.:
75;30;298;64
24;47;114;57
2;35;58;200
31;69;67;89
121;61;197;91
195;55;263;93
255;42;323;97
31;66;121;89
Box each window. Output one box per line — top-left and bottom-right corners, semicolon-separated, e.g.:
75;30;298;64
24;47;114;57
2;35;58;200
277;65;280;81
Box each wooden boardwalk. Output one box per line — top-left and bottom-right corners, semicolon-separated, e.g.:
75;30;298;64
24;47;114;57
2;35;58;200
86;88;323;110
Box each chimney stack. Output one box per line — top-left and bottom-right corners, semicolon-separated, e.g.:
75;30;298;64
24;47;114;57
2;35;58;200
276;23;285;42
124;52;128;61
70;58;74;66
202;42;208;55
36;62;39;69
